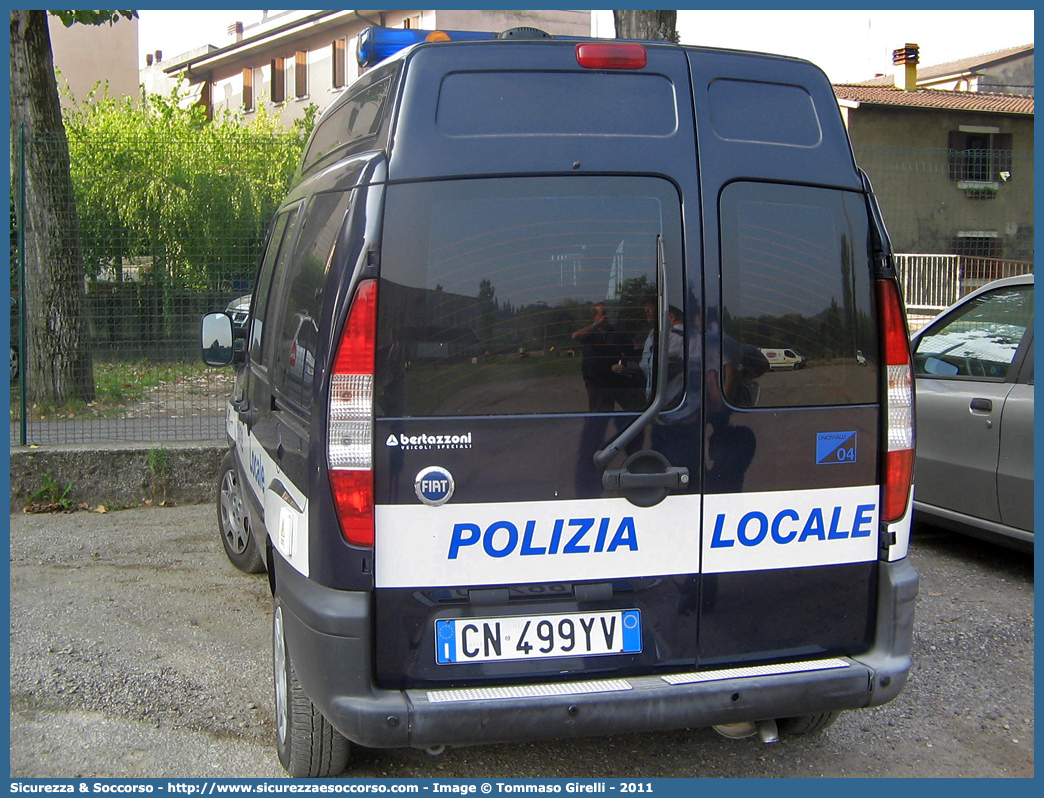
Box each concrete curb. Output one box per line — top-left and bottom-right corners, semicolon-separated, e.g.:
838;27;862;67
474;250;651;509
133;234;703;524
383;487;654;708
9;441;227;513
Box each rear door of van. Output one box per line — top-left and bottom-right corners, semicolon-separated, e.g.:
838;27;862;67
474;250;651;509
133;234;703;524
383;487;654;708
372;173;700;686
689;50;885;667
370;42;702;688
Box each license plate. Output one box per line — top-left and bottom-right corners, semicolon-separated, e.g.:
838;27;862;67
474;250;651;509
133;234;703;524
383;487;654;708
435;610;642;664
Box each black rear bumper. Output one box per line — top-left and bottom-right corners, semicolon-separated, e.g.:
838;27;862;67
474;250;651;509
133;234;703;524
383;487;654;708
274;556;918;749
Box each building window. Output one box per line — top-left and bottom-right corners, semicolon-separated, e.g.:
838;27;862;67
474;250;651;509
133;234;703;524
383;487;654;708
955;231;1002;282
955;232;1000;259
948;127;1013;185
332;38;346;89
295;51;308;99
242;67;253;111
403;15;421;29
271;57;286;104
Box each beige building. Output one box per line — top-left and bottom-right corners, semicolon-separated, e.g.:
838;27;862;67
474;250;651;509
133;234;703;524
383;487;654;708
154;10;592;125
835;45;1034;265
48;13;139;107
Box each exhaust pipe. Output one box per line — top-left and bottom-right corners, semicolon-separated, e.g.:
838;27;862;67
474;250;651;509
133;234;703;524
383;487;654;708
756;719;779;743
712;719;780;743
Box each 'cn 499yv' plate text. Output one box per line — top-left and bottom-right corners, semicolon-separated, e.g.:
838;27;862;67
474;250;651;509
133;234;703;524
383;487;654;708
435;610;642;664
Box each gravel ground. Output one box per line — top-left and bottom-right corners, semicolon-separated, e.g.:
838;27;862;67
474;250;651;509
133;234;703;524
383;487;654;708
9;505;1034;778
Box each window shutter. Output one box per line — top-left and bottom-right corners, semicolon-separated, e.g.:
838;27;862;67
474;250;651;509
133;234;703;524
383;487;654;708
242;67;253;110
994;133;1013;180
947;131;966;181
198;80;213;123
332;39;346;89
296;51;308;98
271;58;285;104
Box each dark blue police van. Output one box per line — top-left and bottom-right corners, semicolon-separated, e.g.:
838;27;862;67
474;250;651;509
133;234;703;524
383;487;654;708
201;26;918;777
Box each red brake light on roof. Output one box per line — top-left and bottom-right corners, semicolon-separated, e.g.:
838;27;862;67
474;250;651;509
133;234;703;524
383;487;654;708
576;42;647;70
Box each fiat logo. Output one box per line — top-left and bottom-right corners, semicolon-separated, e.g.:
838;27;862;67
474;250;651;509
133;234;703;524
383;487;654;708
414;466;455;506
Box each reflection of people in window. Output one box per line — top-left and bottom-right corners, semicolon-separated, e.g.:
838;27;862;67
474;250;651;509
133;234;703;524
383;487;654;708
572;303;632;412
614;302;684;405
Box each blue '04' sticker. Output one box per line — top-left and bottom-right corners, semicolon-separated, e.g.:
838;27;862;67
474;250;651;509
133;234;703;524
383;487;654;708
817;431;857;465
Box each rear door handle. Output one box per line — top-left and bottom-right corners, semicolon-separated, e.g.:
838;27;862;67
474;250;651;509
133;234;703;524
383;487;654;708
603;469;689;490
970;398;993;413
601;449;689;508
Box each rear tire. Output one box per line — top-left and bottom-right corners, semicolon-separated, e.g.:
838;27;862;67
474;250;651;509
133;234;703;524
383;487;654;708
217;451;266;574
777;711;841;735
273;601;350;777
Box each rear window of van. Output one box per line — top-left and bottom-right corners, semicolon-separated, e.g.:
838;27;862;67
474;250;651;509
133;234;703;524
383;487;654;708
437;72;677;138
376;176;682;417
720;182;878;408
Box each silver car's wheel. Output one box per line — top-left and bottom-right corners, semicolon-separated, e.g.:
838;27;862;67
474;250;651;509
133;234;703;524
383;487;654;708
273;601;350;777
217;451;265;573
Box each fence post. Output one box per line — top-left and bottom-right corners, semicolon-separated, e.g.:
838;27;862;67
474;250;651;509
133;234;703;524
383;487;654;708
17;125;28;446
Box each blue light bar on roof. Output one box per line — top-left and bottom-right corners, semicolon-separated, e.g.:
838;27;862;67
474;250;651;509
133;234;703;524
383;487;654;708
357;27;497;69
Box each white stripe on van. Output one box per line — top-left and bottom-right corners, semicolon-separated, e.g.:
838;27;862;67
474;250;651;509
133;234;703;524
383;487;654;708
701;486;879;574
228;406;310;576
375;485;880;588
375;495;702;589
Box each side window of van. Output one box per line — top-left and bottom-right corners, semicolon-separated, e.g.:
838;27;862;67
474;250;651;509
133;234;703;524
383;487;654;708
376;176;682;417
249;208;299;365
300;77;393;174
720;182;877;408
272;191;354;413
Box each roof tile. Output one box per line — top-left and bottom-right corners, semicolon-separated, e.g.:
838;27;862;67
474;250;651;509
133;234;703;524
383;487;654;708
833;85;1034;115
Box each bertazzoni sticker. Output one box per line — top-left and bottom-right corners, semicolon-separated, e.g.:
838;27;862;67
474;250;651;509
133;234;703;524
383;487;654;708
386;432;473;451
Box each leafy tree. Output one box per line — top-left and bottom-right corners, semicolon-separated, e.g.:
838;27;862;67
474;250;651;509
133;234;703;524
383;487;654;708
9;10;132;405
63;79;312;296
613;10;679;42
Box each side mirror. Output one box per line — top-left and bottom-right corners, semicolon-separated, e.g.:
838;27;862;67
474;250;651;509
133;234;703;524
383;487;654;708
921;355;959;377
201;312;236;366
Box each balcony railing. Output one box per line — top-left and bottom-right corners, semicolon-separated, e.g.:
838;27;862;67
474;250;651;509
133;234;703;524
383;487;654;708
894;254;1034;314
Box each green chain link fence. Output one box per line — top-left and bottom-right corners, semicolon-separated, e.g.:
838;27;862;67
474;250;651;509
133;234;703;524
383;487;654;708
9;134;1033;446
11;123;301;445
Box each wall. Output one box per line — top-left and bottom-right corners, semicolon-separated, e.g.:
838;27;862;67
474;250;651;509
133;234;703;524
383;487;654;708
49;14;139;106
980;54;1035;96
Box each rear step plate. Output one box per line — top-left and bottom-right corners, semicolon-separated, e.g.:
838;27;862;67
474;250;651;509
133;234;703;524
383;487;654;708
435;610;642;664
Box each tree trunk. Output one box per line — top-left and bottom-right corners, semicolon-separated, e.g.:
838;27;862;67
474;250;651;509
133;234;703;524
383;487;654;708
613;10;679;42
9;10;95;405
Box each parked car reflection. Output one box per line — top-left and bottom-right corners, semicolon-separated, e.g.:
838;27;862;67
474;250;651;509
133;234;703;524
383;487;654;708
911;273;1033;551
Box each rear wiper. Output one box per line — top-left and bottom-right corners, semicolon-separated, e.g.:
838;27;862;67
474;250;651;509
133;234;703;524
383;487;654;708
594;235;670;469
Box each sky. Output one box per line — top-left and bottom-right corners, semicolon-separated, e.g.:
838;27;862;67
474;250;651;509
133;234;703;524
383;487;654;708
137;8;1035;85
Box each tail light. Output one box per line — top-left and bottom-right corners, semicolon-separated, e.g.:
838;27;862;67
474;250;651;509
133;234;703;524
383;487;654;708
575;42;647;70
878;278;914;523
328;279;377;546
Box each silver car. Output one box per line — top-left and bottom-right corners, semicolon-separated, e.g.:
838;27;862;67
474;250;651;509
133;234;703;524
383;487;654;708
911;273;1034;551
225;294;251;329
